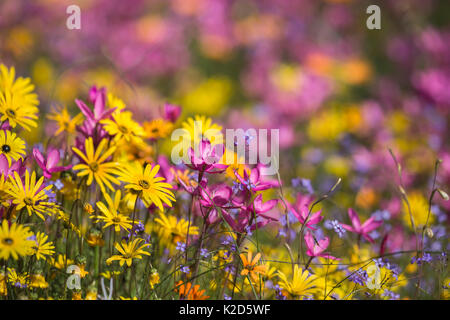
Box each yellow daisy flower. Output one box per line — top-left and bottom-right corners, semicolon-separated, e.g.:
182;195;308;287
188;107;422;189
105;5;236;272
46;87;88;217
7;268;29;287
0;173;12;206
32;232;55;261
50;254;74;269
95;190;134;232
72;137;121;194
0;64;39;130
149;269;160;289
277;265;319;299
143;118;173;140
0;130;26;166
106;93;126;111
6;170;54;220
117;162;175;210
47;106;84;136
100;110;144;143
181;115;223;145
106;238;151;267
154;212;198;252
0;220;34;260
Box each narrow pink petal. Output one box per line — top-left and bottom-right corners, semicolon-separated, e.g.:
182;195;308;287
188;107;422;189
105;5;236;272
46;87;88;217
348;208;362;231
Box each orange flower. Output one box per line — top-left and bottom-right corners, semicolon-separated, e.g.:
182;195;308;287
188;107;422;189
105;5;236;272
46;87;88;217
175;281;209;300
240;251;267;283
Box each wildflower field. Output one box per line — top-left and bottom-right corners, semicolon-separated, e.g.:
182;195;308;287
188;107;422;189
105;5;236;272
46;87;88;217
0;0;448;301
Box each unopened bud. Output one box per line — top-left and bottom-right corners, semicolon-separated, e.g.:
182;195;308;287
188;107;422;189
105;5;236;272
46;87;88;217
425;227;434;238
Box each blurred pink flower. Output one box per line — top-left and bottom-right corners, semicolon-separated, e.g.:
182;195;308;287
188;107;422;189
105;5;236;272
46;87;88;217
304;232;339;260
341;208;383;243
163;103;181;122
288;193;322;230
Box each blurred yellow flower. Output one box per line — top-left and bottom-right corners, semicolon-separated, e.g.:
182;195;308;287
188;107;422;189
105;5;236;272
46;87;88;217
402;191;434;230
143;118;173;140
0;64;39;131
182;77;232;115
154;212;198;253
47;106;84;136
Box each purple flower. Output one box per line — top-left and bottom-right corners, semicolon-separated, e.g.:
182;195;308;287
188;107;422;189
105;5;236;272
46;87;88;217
180;265;190;274
341;208;383;243
411;253;433;265
185;139;228;174
200;248;209;258
348;269;368;286
274;284;286;300
176;242;186;253
330;220;346;238
234;166;278;192
163;103;181;122
381;289;400;300
54;179;64;190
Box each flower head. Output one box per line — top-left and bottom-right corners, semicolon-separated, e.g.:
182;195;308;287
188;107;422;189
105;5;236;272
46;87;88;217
176;281;210;300
32;232;55;261
0;64;39;131
100;110;144;143
304;232;339;260
117;162;175;210
106;238;151;267
240;251;267;283
186;139;228;174
72;137;121;195
341;208;383;243
277;265;318;299
47;106;83;136
33;147;72;179
0;130;26;166
6;170;56;220
96;190;134;233
0;220;34;260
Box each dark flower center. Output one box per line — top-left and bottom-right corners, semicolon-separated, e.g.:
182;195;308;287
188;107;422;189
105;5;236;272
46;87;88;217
138;179;149;189
89;162;99;172
112;217;121;223
118;125;129;134
2;237;13;245
5;109;16;118
24;197;34;206
1;144;11;153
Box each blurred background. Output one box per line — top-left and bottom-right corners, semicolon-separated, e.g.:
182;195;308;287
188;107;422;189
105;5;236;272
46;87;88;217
0;0;449;253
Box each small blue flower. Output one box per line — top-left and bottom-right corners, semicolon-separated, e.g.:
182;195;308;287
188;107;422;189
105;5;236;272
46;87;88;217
180;265;190;274
200;248;209;258
176;241;186;253
330;220;346;238
274;284;286;300
54;179;64;190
